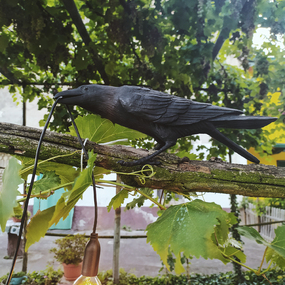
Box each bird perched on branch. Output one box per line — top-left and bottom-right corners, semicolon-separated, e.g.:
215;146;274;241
55;85;276;166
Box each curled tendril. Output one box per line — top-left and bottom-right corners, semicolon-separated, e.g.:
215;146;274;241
116;164;156;185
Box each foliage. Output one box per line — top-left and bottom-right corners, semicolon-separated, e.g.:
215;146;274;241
97;269;285;285
50;234;88;265
23;266;63;285
229;194;244;283
248;198;267;217
12;202;31;220
146;200;244;274
3;268;285;285
0;271;26;284
98;269;136;285
0;265;63;285
0;156;23;231
268;198;285;210
243;197;285;214
68;114;147;145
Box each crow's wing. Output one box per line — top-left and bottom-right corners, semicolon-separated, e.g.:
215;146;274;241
118;86;242;126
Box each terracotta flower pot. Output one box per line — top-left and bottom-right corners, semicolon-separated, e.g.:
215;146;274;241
12;217;21;223
62;262;82;281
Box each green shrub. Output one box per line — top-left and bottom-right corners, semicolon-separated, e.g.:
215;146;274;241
0;265;63;285
50;234;88;265
0;271;27;284
98;269;285;285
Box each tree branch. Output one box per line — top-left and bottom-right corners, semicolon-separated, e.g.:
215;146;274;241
0;122;284;198
61;0;110;84
0;66;22;85
203;0;248;77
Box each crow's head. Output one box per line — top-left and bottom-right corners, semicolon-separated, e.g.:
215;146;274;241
54;84;104;105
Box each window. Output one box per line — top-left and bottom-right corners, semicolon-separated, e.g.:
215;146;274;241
277;161;285;167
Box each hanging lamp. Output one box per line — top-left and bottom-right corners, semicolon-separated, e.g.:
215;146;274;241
67;106;102;285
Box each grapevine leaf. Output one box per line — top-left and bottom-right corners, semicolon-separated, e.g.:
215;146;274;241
32;171;61;194
237;226;269;245
49;152;97;226
107;189;129;212
25;206;55;251
17;156;80;190
146;200;232;274
39;162;79;189
68;114;147;144
268;226;285;259
93;166;111;179
266;247;285;269
222;246;246;264
238;225;285;268
126;188;153;210
0;157;23;231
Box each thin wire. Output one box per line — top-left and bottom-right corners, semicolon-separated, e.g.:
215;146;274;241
65;105;98;234
6;97;63;285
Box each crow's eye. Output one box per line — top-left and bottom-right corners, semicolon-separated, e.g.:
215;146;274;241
84;87;88;91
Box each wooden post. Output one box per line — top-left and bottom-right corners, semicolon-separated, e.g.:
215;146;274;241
113;175;121;284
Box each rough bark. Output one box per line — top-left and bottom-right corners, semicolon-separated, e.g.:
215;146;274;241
0;122;285;198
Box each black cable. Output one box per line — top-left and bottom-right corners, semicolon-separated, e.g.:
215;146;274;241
6;97;62;285
65;105;98;233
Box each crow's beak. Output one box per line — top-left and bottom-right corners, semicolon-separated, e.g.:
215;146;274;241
54;87;83;100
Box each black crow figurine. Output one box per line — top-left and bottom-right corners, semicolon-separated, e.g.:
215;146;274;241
55;85;277;166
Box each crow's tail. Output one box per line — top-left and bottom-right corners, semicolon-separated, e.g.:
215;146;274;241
207;127;260;164
210;116;277;129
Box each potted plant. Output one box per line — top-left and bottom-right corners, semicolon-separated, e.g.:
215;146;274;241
24;264;64;285
50;234;88;281
0;271;27;285
12;203;31;222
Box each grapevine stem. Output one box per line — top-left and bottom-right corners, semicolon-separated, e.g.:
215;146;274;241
99;180;166;210
225;255;257;273
16;182;73;202
262;274;273;285
257;247;268;275
19;150;80;175
135;188;166;210
261;260;273;275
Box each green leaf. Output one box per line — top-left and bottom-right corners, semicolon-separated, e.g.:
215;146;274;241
18;156;80;191
0;157;23;231
146;200;231;274
266;247;285;269
105;62;116;76
238;225;285;268
107;189;129;212
268;226;285;260
0;34;9;52
237;226;269;245
222;245;246;264
126;188;153;210
25;206;55;251
49;151;97;226
68;114;147;144
32;171;61;194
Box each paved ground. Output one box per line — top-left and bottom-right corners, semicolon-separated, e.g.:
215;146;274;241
0;229;269;280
